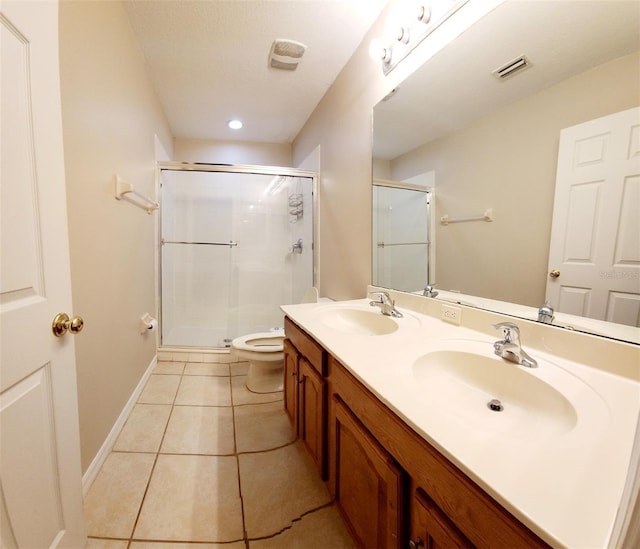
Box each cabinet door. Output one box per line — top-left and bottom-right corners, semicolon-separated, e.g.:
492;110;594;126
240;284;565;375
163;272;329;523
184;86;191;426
298;357;327;478
334;397;405;549
283;339;299;431
411;489;474;549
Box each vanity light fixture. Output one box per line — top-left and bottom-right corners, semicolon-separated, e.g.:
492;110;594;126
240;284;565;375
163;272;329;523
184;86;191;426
228;119;243;130
380;0;469;75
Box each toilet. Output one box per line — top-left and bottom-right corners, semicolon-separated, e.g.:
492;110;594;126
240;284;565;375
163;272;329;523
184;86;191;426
230;329;286;393
230;288;319;393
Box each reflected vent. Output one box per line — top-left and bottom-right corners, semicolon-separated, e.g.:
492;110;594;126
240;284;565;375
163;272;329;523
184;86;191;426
492;55;531;80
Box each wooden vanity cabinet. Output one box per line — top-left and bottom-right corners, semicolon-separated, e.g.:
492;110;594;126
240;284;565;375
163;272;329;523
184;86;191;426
283;338;299;429
283;316;549;549
283;317;327;478
327;353;550;549
410;487;473;549
333;396;406;548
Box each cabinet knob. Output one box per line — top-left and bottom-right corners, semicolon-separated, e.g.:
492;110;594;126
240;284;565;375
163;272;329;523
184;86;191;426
409;538;424;549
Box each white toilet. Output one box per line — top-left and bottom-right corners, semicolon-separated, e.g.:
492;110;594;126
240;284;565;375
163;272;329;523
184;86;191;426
230;288;319;393
230;329;286;393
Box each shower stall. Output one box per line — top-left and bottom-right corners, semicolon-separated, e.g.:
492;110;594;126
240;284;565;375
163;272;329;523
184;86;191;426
159;164;315;349
372;181;432;292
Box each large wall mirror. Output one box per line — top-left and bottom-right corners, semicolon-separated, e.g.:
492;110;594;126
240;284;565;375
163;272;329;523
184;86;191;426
372;0;640;344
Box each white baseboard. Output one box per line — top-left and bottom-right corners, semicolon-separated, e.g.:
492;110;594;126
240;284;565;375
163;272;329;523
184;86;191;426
82;354;157;496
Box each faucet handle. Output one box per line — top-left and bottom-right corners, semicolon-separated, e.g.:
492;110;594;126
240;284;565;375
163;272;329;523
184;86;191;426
368;291;390;302
492;322;520;343
423;284;438;298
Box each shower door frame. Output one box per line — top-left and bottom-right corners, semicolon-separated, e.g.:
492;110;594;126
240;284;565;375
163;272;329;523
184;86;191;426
372;178;435;292
156;161;318;350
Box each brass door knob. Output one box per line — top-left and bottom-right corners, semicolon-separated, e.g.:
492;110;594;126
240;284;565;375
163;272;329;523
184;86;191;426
52;313;84;337
549;269;561;279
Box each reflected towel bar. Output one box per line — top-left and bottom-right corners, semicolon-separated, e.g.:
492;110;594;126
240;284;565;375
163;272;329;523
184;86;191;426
440;208;493;225
115;175;159;214
377;241;430;248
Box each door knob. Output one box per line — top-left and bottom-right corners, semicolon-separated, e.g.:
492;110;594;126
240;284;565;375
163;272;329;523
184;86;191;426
549;269;561;279
52;313;84;337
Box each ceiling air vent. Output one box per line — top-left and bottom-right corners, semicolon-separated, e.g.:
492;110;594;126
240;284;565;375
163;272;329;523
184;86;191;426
269;39;307;71
492;55;531;80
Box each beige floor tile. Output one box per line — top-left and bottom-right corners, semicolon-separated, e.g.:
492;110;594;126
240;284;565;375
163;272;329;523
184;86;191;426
86;539;129;549
134;454;244;542
154;361;186;374
161;405;235;455
84;452;155;538
230;375;282;406
113;404;171;453
240;441;331;538
184;362;230;376
131;543;245;549
175;375;232;406
138;374;181;404
249;505;356;548
235;401;295;453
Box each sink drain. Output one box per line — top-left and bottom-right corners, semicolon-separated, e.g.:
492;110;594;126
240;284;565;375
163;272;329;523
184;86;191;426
487;399;504;412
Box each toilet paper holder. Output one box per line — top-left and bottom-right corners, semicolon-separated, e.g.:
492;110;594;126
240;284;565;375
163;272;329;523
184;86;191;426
139;313;157;334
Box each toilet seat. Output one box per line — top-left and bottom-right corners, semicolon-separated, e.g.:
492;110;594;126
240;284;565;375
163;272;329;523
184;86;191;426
231;330;284;361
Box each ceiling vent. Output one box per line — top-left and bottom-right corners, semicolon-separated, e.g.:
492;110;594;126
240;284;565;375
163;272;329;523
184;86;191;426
269;39;307;71
492;55;531;80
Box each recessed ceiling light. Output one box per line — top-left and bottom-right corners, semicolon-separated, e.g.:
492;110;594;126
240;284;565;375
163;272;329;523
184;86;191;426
228;119;243;130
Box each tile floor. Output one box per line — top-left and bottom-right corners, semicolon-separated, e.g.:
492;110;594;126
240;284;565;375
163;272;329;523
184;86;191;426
84;355;356;548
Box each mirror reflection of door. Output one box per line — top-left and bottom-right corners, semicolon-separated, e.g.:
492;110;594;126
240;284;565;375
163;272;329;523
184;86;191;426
547;107;640;326
372;181;432;292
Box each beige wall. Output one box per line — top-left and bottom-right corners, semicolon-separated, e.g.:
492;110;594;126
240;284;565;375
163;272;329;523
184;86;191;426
390;52;640;306
59;1;173;473
292;0;499;300
174;138;292;166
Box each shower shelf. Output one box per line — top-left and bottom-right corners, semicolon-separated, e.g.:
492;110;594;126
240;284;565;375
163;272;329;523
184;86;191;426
161;239;238;248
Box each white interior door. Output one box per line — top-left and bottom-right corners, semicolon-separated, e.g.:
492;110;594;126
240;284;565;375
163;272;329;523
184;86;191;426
546;107;640;326
1;1;86;547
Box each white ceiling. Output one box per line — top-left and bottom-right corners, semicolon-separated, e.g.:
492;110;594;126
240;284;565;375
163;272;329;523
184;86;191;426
124;0;388;144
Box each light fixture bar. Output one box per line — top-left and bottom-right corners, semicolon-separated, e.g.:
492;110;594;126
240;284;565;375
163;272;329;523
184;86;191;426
382;0;469;76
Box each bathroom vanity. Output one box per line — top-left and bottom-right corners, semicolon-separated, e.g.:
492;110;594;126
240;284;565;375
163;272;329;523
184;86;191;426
281;293;639;548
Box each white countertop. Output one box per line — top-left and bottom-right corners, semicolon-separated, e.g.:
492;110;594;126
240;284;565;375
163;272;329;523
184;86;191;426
281;298;640;549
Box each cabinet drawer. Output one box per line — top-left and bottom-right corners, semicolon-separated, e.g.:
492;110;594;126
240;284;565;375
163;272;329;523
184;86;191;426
284;316;325;375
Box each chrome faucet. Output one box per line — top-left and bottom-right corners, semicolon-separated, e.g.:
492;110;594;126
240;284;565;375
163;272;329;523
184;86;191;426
368;291;403;318
492;322;537;368
423;284;439;298
537;301;554;324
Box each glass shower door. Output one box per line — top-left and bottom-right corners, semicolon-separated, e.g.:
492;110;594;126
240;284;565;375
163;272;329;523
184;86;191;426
372;184;431;292
160;168;314;348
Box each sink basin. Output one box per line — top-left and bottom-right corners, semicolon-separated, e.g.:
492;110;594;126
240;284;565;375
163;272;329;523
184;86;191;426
411;340;608;438
317;307;399;336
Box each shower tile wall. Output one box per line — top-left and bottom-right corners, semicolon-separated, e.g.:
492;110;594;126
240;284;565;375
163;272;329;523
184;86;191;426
161;171;313;348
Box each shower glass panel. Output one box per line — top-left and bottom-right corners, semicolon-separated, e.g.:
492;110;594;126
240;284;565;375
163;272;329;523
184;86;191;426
372;184;430;292
160;167;314;348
